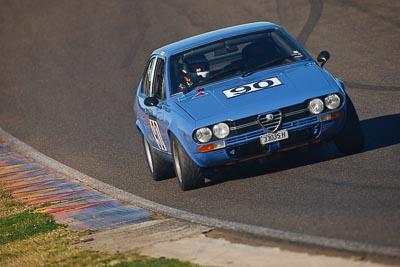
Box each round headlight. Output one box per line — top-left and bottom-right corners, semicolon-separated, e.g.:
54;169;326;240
308;98;324;114
195;127;212;143
213;123;230;139
324;94;341;110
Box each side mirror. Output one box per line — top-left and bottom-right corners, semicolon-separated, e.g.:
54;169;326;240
317;50;330;68
144;96;159;107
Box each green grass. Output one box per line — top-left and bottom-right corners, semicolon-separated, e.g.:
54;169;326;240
49;250;195;267
0;191;27;217
0;210;60;243
0;190;199;267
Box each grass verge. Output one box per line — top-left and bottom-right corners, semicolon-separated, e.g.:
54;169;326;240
0;190;199;267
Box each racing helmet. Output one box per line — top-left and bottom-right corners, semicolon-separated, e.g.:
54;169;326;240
183;54;210;78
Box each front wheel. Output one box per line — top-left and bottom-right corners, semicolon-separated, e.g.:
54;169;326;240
142;135;174;181
171;136;204;191
334;95;365;155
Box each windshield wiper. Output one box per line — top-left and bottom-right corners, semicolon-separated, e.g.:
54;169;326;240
241;55;294;77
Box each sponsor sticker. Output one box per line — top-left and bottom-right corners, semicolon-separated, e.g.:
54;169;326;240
191;91;209;99
291;50;304;58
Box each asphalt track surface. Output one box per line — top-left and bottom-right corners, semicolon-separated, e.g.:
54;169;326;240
1;0;399;251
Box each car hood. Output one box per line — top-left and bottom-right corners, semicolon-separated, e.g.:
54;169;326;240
174;62;341;125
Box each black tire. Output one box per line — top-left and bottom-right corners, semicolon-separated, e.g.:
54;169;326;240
334;95;365;155
142;135;174;181
171;135;204;191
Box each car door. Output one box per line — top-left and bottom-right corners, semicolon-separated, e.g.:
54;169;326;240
140;56;170;153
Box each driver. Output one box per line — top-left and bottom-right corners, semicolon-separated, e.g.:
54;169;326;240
178;54;210;92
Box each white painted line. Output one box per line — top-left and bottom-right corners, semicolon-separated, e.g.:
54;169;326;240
0;126;399;258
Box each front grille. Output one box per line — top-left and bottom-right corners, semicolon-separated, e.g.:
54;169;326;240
282;116;318;129
225;129;265;146
281;103;309;123
225;101;313;141
258;110;282;132
229;116;260;135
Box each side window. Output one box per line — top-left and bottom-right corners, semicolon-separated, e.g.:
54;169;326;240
142;57;157;96
153;59;165;100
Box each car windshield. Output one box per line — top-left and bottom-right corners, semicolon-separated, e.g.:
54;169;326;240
169;29;307;95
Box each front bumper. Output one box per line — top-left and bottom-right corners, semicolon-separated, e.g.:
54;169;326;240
190;108;346;167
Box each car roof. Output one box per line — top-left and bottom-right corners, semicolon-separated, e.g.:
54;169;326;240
152;22;280;57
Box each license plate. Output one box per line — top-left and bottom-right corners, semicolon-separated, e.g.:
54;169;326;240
260;130;289;145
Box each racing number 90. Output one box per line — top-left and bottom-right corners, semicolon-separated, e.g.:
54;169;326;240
223;77;282;98
228;85;252;96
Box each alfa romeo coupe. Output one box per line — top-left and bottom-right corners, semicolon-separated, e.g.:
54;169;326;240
134;22;364;190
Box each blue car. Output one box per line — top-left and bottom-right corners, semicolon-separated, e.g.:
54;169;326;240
134;22;364;190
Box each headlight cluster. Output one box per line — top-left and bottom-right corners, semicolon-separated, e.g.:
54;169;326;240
195;122;230;143
195;127;212;143
324;94;341;110
308;98;324;114
308;94;341;114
